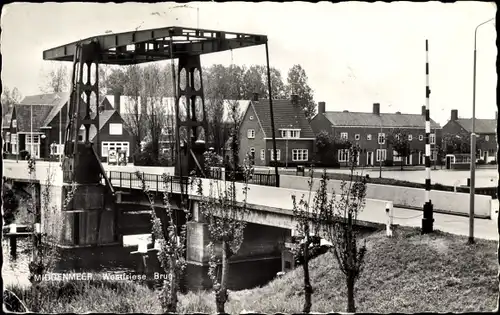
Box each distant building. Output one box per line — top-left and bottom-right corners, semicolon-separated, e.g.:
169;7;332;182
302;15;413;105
3;92;134;160
310;102;442;166
441;109;497;163
238;93;315;166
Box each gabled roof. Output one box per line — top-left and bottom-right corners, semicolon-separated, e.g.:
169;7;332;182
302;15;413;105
251;99;316;138
455;119;496;134
321;111;441;129
19;92;71;127
13;105;53;132
105;95;176;116
89;110;120;141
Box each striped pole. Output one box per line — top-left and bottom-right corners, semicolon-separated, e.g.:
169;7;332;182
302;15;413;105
422;39;434;234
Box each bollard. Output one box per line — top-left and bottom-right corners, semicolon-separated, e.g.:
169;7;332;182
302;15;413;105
385;202;393;237
9;224;17;259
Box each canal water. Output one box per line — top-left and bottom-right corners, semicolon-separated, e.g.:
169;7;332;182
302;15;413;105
1;235;282;291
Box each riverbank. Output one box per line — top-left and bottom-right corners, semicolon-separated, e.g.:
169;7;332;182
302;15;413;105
6;226;497;313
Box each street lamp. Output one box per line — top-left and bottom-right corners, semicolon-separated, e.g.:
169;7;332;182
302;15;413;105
469;17;495;245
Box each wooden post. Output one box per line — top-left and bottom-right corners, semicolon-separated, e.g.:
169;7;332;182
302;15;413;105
119;172;122;187
10;235;17;259
130;173;132;189
156;175;159;192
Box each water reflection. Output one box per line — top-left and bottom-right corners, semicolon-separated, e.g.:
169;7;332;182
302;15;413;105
2;236;282;291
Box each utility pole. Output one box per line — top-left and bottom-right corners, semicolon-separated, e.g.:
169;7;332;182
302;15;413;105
469;17;495;244
422;39;434;234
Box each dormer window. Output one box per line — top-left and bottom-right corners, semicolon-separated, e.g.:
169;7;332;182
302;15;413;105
12;119;17;129
280;129;300;139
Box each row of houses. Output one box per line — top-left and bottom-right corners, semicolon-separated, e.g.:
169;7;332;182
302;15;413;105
2;92;497;167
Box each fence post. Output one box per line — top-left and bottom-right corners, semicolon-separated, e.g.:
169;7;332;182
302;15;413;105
119;172;122;187
156;175;159;192
130;173;132;189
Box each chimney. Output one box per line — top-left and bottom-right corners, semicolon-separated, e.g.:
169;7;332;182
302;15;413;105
291;94;299;105
113;92;121;114
373;103;380;115
318;102;325;115
451;109;458;121
421;105;426;116
252;92;259;102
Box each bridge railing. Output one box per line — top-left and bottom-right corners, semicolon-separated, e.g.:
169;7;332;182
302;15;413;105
207;169;277;187
108;171;189;194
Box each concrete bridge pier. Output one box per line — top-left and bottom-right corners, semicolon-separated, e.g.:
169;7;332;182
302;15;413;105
186;200;292;289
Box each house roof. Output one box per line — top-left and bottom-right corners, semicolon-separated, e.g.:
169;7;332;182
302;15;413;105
89;109;119;141
251;99;316;138
455;119;496;134
13;105;54;132
321;111;441;129
19;92;71;127
105;95;176;116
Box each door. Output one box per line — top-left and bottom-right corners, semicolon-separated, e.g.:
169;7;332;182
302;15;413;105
367;152;373;166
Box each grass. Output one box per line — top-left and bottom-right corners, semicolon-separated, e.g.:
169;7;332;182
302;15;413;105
7;226;498;313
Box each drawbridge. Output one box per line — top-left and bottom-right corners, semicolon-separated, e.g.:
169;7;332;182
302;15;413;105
42;26;278;246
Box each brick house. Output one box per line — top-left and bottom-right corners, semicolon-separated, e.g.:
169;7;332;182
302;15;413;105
441;109;497;163
238;93;315;167
3;92;134;160
310;102;442;166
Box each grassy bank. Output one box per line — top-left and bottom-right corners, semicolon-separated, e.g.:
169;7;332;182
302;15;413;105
7;226;498;313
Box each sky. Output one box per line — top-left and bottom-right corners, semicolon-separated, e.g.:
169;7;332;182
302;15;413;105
1;1;497;126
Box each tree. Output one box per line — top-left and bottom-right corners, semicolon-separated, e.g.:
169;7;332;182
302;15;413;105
290;167;324;313
2;180;19;224
40;63;69;93
320;144;368;313
195;102;253;313
286;64;316;121
2;86;22;117
137;172;189;312
314;131;336;166
387;128;413;170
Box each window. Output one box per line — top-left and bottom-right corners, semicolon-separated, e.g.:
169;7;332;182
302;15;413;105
338;149;349;162
393;150;402;162
249;115;254;120
340;132;348;140
485;135;490;141
11;133;18;154
430;134;436;145
408;134;413;141
26;134;41;158
269;149;281;161
12;119;17;129
376;149;387;162
102;141;130;157
109;123;123;135
419;135;424;141
247;129;255;139
50;143;64;155
378;133;385;144
292;149;308;162
281;129;300;138
367;134;372;141
431;149;437;161
260;149;265;161
249;147;255;159
355;134;360;140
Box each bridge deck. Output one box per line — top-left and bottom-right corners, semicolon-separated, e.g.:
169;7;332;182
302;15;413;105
4;160;497;240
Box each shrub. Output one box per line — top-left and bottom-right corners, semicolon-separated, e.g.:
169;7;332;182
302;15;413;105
20;150;30;160
383;159;393;167
477;159;486;165
487;160;497;165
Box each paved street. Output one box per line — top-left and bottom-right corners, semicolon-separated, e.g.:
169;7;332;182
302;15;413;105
257;166;498;188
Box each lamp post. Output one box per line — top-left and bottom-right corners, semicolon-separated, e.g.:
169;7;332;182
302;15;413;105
469;17;495;244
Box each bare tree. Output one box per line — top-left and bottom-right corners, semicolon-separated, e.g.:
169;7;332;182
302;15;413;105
195;103;253;313
290;166;323;313
1;86;22;117
137;172;189;312
321;144;368;313
40;63;69;93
